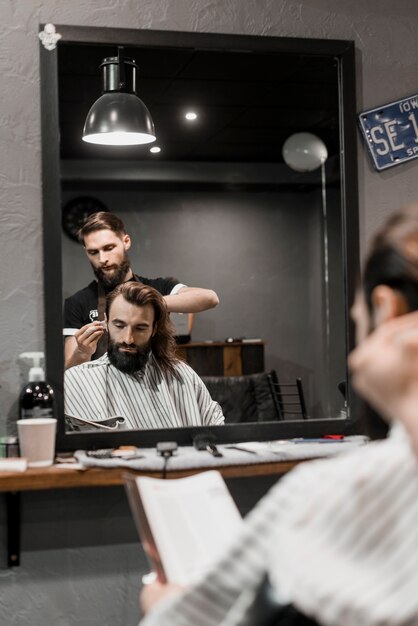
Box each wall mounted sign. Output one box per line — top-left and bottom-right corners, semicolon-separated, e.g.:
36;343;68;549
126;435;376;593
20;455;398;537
358;93;418;171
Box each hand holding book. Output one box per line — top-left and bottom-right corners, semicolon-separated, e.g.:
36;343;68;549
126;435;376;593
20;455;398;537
124;470;243;586
140;580;185;615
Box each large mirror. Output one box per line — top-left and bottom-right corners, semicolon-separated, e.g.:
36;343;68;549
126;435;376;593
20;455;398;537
40;26;359;450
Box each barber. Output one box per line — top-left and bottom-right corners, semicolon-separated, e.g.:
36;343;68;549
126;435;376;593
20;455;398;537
64;211;219;369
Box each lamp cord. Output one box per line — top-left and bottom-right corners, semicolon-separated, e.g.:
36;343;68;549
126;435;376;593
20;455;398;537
118;46;126;89
321;161;331;415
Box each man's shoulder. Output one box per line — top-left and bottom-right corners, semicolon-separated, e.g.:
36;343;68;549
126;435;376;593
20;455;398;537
280;427;409;493
65;281;98;304
148;354;197;380
169;358;201;382
65;354;108;377
134;275;180;295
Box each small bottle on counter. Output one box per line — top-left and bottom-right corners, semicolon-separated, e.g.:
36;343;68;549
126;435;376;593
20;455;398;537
18;352;55;420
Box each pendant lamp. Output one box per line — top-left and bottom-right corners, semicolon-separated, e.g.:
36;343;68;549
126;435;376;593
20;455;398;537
82;47;156;146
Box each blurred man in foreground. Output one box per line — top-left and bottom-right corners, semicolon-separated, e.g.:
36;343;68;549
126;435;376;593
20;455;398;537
139;205;418;626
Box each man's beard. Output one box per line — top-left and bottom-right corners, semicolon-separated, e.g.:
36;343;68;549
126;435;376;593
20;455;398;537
93;258;131;290
107;339;151;375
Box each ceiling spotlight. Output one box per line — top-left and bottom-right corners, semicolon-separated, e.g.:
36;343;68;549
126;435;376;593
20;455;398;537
82;46;156;146
150;146;161;153
185;111;197;121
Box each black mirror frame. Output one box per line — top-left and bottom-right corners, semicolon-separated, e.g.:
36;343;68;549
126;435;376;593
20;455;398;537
40;25;360;452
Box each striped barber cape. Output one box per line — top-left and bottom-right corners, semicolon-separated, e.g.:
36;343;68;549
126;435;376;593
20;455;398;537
64;353;225;429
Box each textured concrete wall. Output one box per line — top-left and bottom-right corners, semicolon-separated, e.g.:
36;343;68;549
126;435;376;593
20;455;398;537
3;0;418;427
2;1;418;624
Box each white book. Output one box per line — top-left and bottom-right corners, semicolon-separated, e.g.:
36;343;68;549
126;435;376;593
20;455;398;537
124;470;243;585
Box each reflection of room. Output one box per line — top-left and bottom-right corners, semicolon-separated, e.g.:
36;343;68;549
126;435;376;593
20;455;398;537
59;42;346;420
62;186;344;418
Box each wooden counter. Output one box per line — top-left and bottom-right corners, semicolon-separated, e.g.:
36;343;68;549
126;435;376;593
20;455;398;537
0;458;312;566
0;458;302;493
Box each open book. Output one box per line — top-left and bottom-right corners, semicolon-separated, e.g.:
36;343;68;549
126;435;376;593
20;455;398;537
124;470;243;585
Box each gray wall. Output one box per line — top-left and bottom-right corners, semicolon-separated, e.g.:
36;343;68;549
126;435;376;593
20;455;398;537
62;187;344;417
2;1;418;625
62;191;314;349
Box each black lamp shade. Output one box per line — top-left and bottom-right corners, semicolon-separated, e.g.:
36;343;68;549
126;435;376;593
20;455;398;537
82;51;156;146
82;92;156;145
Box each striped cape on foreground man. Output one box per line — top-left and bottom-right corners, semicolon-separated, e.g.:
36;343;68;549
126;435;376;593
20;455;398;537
64;282;224;429
139;206;418;626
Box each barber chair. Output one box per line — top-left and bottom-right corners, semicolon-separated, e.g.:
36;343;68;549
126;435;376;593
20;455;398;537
201;371;308;423
201;371;281;423
270;377;308;420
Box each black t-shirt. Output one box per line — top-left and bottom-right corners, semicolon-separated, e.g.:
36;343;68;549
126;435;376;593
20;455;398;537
64;275;180;329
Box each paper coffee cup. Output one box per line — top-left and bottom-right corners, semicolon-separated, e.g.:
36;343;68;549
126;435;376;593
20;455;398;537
17;418;57;468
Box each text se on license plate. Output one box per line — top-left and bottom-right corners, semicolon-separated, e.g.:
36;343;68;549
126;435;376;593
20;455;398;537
358;94;418;171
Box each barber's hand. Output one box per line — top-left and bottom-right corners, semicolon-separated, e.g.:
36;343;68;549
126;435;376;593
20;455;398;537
349;311;418;448
74;321;106;357
140;581;184;615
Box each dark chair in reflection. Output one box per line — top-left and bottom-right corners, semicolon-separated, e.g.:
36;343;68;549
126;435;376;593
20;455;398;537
270;376;308;420
201;371;307;423
338;380;347;400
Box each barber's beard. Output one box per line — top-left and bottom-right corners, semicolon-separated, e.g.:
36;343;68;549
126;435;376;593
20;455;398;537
93;258;131;291
107;339;151;375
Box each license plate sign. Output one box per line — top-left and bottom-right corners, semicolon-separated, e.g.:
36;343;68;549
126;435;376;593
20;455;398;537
358;94;418;170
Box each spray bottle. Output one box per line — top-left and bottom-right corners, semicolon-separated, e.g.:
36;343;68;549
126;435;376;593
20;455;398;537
18;352;55;419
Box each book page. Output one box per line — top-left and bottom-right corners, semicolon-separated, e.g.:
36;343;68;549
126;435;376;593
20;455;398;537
136;470;243;585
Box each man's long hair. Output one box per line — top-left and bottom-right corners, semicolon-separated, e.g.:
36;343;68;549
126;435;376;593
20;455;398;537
106;282;178;374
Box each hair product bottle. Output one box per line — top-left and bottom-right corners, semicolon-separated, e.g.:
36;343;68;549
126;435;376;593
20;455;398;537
18;352;55;419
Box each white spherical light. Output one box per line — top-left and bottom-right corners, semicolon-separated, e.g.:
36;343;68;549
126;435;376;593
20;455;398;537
282;132;328;172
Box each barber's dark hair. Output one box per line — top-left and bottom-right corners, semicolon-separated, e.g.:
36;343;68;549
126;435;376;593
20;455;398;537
106;282;178;373
363;205;418;314
78;211;126;243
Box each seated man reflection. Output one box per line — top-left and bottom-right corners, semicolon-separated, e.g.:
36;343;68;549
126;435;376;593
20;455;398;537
64;283;224;429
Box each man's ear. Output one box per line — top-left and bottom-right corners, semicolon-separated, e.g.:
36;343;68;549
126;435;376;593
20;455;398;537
122;234;131;251
371;285;409;326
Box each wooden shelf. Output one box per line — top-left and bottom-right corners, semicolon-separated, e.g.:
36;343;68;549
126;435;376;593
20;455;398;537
0;459;302;493
178;341;265;347
176;341;265;376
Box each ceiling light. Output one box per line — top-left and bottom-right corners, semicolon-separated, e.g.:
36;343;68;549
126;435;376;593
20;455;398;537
150;146;161;153
185;111;197;121
83;47;156;146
